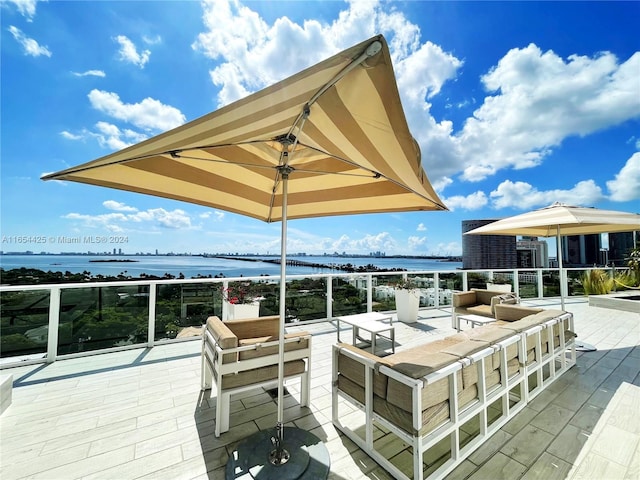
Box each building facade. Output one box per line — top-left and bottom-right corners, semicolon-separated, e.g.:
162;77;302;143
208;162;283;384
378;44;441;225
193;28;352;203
516;236;549;268
462;220;518;269
561;234;602;267
608;231;637;266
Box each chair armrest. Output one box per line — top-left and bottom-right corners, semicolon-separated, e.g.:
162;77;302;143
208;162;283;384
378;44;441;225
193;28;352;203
453;291;477;308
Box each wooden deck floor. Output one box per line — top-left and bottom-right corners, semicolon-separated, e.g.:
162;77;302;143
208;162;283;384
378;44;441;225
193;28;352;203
1;298;638;479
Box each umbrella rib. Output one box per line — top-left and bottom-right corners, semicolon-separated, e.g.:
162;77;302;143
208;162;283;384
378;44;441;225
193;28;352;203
286;39;383;139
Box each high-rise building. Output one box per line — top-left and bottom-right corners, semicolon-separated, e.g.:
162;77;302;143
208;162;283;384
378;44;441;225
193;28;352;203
561;234;601;266
462;220;517;269
516;236;549;268
608;231;637;266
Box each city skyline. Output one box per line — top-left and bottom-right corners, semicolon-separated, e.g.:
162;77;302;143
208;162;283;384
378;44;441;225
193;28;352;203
2;1;639;257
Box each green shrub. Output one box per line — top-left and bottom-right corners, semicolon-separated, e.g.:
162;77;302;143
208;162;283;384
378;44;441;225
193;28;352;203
582;269;614;295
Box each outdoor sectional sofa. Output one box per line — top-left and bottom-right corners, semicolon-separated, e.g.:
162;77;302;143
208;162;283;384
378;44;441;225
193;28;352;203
332;304;576;480
201;315;311;437
451;288;519;329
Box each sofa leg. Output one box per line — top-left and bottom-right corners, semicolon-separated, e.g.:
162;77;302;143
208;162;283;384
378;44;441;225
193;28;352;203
301;371;310;407
215;391;230;437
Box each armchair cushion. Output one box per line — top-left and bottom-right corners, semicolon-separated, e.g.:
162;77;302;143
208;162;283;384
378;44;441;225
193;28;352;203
238;332;310;360
225;315;280;339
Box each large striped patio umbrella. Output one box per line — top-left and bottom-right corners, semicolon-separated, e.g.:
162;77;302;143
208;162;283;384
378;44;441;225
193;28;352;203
43;34;447;476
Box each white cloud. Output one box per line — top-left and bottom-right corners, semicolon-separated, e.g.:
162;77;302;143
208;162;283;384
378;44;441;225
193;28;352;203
606;152;640;202
407;235;427;250
416;223;426;232
328;232;397;253
103;200;138;212
115;35;150;68
442;191;488;211
193;0;463;110
63;212;129;228
88;90;186;131
64;206;193;231
6;0;39;20
72;70;106;77
142;34;162;45
8;25;51;57
489;179;605;209
457;46;640;182
60;131;83;140
199;210;225;221
433;242;461;257
91;121;149;150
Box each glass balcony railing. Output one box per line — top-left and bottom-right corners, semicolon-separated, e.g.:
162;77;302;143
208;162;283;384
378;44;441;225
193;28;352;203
0;266;620;367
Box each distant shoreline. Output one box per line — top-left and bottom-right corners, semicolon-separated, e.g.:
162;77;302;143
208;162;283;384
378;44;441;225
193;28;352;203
0;252;462;262
89;259;139;263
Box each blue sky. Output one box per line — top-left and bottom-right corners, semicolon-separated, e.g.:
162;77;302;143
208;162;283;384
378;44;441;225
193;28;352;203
2;0;639;257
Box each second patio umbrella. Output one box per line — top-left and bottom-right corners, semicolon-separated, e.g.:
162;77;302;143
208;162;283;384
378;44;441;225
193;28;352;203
43;34;447;477
465;202;639;352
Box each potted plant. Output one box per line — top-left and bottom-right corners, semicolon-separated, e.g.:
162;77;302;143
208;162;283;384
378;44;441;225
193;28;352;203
486;274;512;292
394;277;421;323
222;282;261;320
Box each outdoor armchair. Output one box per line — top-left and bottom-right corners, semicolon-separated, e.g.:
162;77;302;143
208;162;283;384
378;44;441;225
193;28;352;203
200;315;311;436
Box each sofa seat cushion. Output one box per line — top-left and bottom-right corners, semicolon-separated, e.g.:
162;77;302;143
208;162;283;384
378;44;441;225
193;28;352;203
440;339;490;358
464;305;493;317
459;326;514;344
217;359;305;390
386;339;461;379
238;332;310;360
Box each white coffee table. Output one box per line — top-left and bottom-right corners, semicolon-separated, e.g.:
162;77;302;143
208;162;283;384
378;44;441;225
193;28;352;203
457;313;496;330
336;312;395;355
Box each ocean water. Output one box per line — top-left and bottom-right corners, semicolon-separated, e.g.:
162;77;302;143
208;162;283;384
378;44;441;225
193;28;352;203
0;254;462;279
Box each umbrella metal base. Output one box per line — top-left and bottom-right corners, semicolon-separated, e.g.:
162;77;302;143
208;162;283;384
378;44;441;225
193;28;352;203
226;427;330;480
575;341;597;352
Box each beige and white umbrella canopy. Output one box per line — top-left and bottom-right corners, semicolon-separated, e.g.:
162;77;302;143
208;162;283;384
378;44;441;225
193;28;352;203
465;202;640;238
43;34;447;463
42;34;446;220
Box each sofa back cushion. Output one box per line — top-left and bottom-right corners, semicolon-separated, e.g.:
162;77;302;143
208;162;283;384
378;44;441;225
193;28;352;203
472;289;503;305
225;315;279;340
336;344;391;398
453;290;477;308
494;304;543;322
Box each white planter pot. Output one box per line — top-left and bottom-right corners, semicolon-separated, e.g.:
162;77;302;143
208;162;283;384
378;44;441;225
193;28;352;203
227;302;260;320
486;283;512;293
395;288;420;323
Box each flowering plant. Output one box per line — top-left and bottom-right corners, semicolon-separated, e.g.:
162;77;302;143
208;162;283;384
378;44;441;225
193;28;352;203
221;283;256;304
394;277;420;290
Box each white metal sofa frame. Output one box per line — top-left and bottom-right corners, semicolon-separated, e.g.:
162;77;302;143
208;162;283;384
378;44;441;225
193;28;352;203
332;311;576;480
201;315;312;437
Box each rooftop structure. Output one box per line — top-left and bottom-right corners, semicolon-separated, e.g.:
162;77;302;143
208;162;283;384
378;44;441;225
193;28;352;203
1;296;638;480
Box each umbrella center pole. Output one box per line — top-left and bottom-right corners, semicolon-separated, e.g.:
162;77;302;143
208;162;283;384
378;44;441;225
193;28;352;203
269;422;290;466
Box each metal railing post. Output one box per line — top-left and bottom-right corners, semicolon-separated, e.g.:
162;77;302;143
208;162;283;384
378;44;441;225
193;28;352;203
537;269;544;299
367;274;373;312
46;286;61;363
147;283;156;347
326;275;333;319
